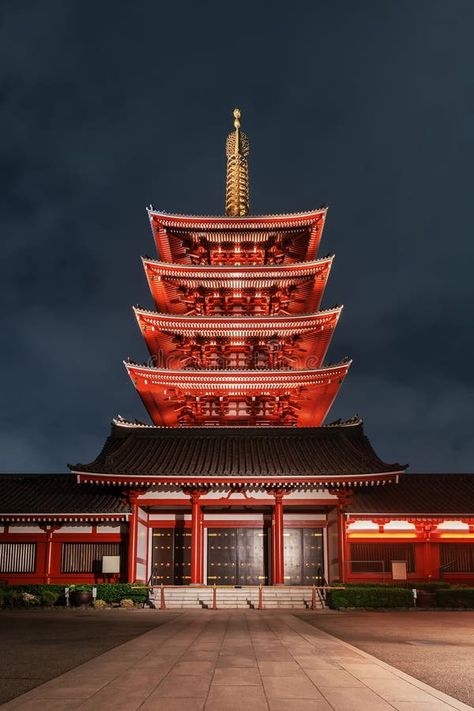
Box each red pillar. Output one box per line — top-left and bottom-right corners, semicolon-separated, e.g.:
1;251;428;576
272;491;285;585
190;491;203;584
127;493;139;583
41;525;60;584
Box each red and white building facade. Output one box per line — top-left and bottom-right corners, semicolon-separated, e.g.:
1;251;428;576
1;113;473;587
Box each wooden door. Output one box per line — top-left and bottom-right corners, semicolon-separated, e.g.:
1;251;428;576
283;528;303;584
283;528;324;585
151;528;174;584
151;527;192;585
236;529;268;585
207;529;237;584
207;528;268;585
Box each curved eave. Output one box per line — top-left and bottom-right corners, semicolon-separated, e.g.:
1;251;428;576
133;306;343;337
142;256;333;281
148;207;328;230
125;361;351;388
74;471;400;488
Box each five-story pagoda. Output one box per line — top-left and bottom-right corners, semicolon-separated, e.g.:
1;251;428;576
128;109;350;428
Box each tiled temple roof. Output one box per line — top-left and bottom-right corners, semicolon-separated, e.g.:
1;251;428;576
0;475;130;516
347;474;474;515
70;419;404;478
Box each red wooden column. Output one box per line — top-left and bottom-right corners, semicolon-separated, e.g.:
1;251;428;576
190;490;203;585
127;492;140;583
330;488;353;583
272;490;285;585
40;525;60;584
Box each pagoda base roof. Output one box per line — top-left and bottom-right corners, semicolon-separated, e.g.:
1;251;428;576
70;417;405;487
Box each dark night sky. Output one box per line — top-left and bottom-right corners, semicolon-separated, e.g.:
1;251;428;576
1;0;474;473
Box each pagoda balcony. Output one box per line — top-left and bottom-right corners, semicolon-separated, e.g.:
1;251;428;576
134;306;342;370
148;208;327;262
142;257;332;315
125;361;351;428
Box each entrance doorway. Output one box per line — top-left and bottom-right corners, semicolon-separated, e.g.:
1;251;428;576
284;528;324;584
207;528;268;585
151;527;192;585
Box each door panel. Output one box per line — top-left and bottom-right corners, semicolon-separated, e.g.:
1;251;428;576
207;528;267;585
151;529;174;584
283;529;303;584
237;529;268;585
151;527;191;585
207;529;237;584
283;528;324;585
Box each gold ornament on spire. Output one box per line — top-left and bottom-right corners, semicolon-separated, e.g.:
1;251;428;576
225;108;250;216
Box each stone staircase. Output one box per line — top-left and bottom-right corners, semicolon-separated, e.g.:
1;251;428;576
148;585;326;610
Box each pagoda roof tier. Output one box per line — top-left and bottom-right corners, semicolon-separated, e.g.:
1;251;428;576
149;208;327;263
134;306;342;369
148;207;327;230
125;361;351;427
71;417;405;487
142;257;332;314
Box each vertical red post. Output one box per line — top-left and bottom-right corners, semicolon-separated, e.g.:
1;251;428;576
190;491;203;584
127;492;139;583
160;584;166;609
41;525;59;584
272;490;285;585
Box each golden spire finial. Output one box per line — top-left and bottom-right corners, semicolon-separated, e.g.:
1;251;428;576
226;108;250;216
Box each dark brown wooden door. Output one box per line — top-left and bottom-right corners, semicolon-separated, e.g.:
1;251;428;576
151;527;192;585
283;528;324;585
151;528;174;584
207;528;268;585
207;529;237;584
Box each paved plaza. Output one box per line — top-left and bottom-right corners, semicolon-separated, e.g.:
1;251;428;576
1;611;472;711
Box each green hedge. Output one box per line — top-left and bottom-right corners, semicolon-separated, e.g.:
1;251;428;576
0;583;148;607
436;588;474;608
327;586;413;609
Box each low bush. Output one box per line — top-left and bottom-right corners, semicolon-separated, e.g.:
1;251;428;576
119;598;135;608
436;588;474;608
95;584;148;605
93;598;107;608
415;582;450;592
327;586;413;609
39;589;59;607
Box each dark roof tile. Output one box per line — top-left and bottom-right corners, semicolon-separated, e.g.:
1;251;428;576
70;421;404;478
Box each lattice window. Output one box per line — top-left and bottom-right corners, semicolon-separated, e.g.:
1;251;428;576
61;542;125;574
0;543;37;573
350;543;415;573
440;544;474;573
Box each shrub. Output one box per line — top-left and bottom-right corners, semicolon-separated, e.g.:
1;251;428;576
93;599;107;609
119;598;135;608
415;582;450;592
95;584;147;605
40;590;59;607
436;588;474;608
327;586;413;609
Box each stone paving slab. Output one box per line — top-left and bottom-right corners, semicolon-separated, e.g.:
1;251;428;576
2;611;472;711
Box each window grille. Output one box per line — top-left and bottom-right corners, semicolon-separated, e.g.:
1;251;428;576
350;543;415;573
61;542;125;574
0;542;37;573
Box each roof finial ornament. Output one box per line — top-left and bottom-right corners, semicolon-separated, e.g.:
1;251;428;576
225;107;250;216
